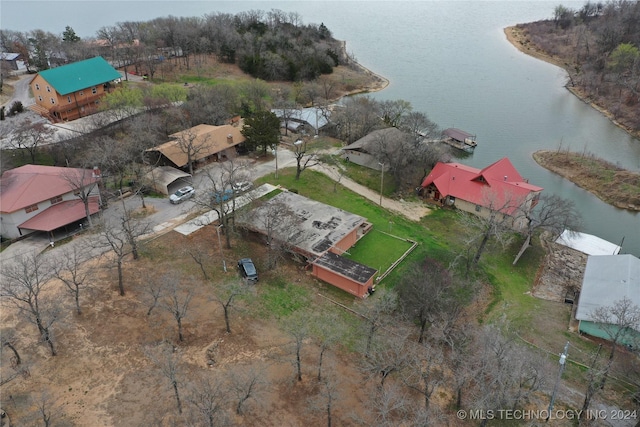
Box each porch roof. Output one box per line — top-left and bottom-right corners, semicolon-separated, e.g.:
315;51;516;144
18;197;100;232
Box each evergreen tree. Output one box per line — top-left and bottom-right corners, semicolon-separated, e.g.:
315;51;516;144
62;26;81;43
241;110;281;155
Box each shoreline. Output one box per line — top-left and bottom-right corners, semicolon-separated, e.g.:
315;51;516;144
335;40;389;99
533;150;640;212
504;26;640;141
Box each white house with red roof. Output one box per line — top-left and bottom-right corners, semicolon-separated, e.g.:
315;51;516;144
420;157;543;230
0;165;101;240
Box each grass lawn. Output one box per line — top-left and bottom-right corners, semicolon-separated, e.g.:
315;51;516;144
344;229;415;278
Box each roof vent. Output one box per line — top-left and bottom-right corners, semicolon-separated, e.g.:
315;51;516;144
504;175;508;181
227;134;233;144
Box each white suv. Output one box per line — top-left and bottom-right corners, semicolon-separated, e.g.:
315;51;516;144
169;186;195;204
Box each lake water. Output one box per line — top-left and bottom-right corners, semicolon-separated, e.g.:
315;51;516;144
3;1;639;255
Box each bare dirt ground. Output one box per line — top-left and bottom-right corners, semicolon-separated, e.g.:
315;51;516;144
0;229;392;426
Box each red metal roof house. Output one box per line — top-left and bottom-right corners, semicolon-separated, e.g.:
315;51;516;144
420;157;543;230
0;165;102;240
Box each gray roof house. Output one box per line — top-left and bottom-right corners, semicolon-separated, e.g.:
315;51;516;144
271;107;330;134
575;254;640;347
341;127;406;171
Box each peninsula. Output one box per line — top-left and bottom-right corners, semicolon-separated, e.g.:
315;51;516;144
534;150;640;212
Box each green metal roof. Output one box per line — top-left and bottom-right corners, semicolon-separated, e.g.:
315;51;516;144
38;56;121;95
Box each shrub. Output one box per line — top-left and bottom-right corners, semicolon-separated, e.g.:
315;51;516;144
9;101;23;115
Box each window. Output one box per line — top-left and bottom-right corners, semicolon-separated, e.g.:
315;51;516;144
38;95;43;102
35;83;40;90
50;196;63;205
67;96;72;103
91;86;97;94
46;85;51;92
79;91;84;96
25;204;39;213
475;204;482;212
50;98;56;104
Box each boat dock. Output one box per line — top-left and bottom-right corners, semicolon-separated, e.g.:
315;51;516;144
441;128;477;152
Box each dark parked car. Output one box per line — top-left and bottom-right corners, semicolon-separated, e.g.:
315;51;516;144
237;258;258;282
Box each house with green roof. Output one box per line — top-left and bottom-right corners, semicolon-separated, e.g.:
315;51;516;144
29;56;121;122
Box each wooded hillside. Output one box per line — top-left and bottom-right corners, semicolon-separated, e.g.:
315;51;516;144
0;9;345;82
512;0;640;136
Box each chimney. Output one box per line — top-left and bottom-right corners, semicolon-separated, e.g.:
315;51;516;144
92;166;101;178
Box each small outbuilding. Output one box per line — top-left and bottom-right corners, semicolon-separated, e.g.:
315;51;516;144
575;254;640;347
142;166;192;196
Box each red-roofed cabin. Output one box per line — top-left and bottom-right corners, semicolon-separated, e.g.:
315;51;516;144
0;165;102;240
420;158;542;230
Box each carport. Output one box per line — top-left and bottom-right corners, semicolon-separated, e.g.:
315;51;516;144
143;166;192;196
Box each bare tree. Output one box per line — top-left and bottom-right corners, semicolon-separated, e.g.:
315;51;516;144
245;197;304;269
455;189;523;274
194;159;250;249
51;245;93;315
100;207;149;296
1;253;59;356
361;290;397;357
142;275;166;316
308;373;342;427
5;118;57;163
101;218;129;297
292;138;320;180
186;376;230;427
592;297;640;361
311;312;343;382
118;200;151;261
581;297;640;413
174;127;208;176
397;258;455;344
512;193;582;265
159;274;194;342
401;343;444;419
369;382;411;427
145;342;184;415
228;364;266;415
61;167;101;228
31;391;61;427
1;327;21;367
360;334;412;388
211;280;249;334
283;311;310;382
185;243;210;280
468;325;549;427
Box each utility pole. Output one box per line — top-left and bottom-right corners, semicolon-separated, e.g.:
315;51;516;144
378;162;384;206
273;141;279;179
216;224;226;272
546;341;569;421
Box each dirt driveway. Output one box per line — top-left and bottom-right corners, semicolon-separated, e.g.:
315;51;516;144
312;162;431;222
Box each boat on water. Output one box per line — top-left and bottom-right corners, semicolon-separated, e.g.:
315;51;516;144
441;128;477;153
